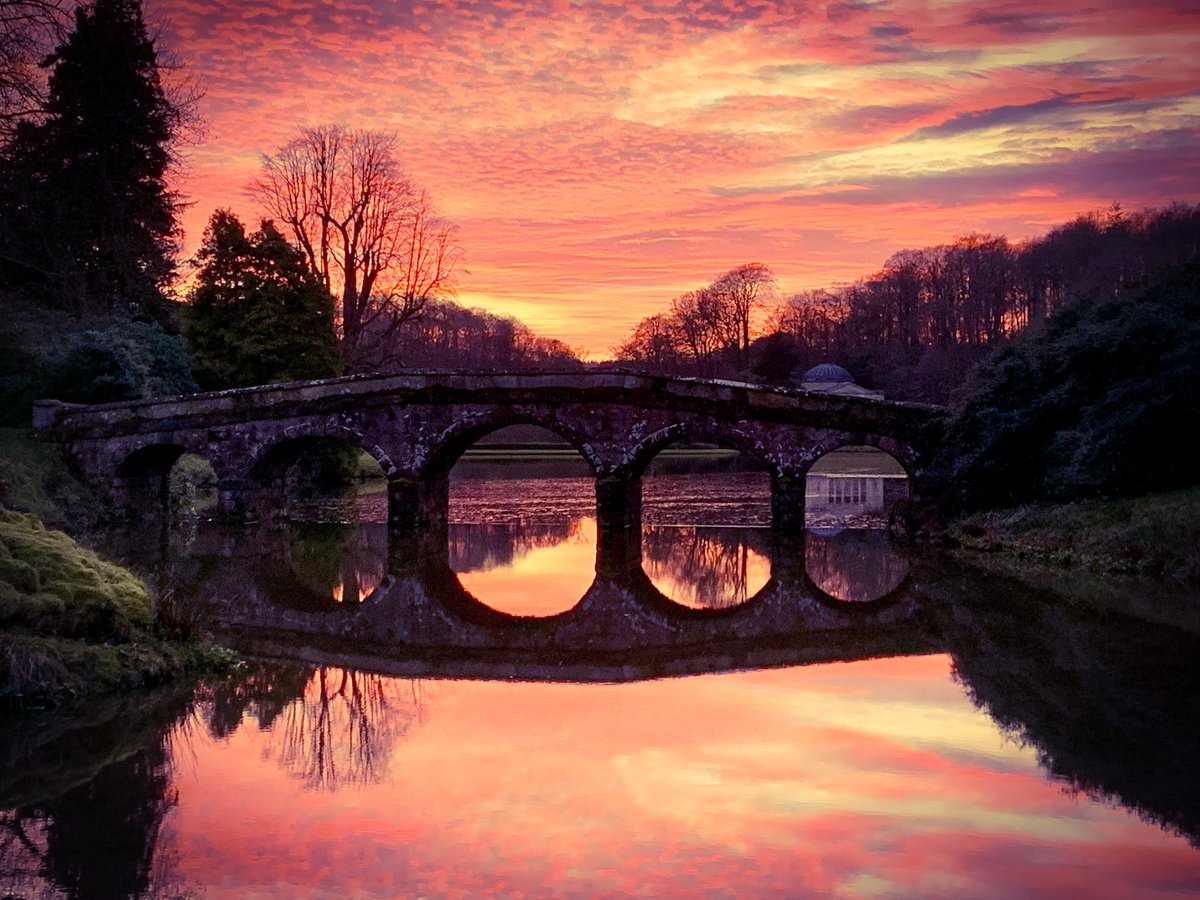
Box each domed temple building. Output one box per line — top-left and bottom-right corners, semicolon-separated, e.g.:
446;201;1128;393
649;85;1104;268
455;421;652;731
798;363;885;400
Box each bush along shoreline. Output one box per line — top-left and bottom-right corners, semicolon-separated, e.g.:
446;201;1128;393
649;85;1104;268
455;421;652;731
0;507;235;710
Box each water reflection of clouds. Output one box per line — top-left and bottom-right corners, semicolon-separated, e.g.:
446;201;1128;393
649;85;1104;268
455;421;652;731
159;657;1200;897
452;519;596;616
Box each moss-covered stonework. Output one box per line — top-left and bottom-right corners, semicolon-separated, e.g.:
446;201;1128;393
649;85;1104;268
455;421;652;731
0;508;232;707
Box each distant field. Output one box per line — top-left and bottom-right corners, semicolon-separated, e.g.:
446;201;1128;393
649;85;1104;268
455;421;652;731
808;447;907;476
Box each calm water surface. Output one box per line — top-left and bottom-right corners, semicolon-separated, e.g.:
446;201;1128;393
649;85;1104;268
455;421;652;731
3;463;1200;898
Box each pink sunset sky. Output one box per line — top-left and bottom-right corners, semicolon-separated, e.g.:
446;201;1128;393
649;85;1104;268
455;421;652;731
157;0;1200;358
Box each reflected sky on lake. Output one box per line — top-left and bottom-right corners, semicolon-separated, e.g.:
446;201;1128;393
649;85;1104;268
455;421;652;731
6;465;1200;897
109;657;1200;897
452;518;597;616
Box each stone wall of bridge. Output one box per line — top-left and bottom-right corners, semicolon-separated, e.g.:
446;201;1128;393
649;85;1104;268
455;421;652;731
32;371;945;532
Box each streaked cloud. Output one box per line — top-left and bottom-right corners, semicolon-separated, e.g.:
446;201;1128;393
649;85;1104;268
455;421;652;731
155;0;1200;355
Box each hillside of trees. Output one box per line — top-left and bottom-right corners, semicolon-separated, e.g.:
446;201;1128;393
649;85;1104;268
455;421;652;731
939;258;1200;510
616;203;1200;406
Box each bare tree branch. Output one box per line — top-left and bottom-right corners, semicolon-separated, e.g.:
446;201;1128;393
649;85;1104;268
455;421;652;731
251;125;464;372
0;0;71;140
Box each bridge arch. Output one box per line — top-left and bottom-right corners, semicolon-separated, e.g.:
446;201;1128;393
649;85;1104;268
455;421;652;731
390;412;600;533
245;422;396;480
108;439;225;526
116;442;191;478
623;422;775;479
420;412;600;480
802;432;920;477
35;372;945;532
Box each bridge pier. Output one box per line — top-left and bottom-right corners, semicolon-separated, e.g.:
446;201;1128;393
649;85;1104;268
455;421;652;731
767;530;809;587
771;472;807;532
215;477;263;522
596;522;643;578
596;474;641;531
387;472;449;532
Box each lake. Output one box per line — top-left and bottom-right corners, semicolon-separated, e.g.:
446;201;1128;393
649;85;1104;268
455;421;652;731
3;456;1200;898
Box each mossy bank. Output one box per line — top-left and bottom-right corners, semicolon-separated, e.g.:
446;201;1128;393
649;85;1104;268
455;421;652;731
949;487;1200;584
0;507;234;709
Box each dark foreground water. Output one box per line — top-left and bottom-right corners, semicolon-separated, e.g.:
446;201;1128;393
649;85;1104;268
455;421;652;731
4;466;1200;898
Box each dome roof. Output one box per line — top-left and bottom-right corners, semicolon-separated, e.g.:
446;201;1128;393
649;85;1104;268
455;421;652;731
801;363;853;383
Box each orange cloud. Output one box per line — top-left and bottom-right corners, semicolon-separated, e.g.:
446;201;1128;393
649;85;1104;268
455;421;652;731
158;0;1200;356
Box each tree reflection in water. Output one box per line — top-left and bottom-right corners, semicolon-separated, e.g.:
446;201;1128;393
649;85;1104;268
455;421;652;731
285;523;389;606
0;691;195;900
641;526;772;608
804;528;910;602
448;518;588;573
199;663;423;792
941;576;1200;847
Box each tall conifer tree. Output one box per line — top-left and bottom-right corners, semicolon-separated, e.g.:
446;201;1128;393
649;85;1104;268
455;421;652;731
0;0;181;314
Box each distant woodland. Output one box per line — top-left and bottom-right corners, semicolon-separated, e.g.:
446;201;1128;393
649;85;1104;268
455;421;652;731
614;203;1200;406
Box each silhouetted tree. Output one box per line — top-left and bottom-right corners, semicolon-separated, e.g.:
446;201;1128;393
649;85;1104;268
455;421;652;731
712;262;775;369
771;289;846;369
252;125;463;371
616;264;775;377
0;0;69;139
0;0;185;314
613;312;683;373
184;209;340;390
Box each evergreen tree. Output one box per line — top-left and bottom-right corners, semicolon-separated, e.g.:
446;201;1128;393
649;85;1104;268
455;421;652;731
185;210;340;390
0;0;181;314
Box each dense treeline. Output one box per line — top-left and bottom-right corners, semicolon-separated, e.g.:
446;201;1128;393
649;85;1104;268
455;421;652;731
617;203;1200;405
382;298;581;371
939;258;1200;510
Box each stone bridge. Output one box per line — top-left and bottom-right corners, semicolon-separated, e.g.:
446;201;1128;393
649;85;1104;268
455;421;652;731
33;371;945;530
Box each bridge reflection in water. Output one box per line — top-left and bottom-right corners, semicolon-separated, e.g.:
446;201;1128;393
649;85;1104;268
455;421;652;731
150;517;928;684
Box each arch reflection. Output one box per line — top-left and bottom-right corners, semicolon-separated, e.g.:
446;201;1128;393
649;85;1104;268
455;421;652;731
449;518;596;617
805;528;910;603
259;522;389;611
641;526;772;610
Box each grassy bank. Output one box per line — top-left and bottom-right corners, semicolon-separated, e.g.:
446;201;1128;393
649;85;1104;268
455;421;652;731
0;427;108;534
0;507;233;709
949;486;1200;583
